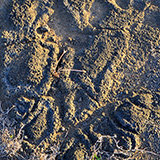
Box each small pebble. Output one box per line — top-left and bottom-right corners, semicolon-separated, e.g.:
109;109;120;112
78;97;82;102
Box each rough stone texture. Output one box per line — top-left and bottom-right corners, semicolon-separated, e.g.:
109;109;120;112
0;0;159;159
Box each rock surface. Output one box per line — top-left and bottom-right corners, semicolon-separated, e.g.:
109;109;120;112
0;0;159;159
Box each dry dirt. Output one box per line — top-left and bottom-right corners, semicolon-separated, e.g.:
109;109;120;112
0;0;160;160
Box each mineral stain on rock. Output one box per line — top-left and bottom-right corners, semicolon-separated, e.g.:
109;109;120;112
0;0;160;159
